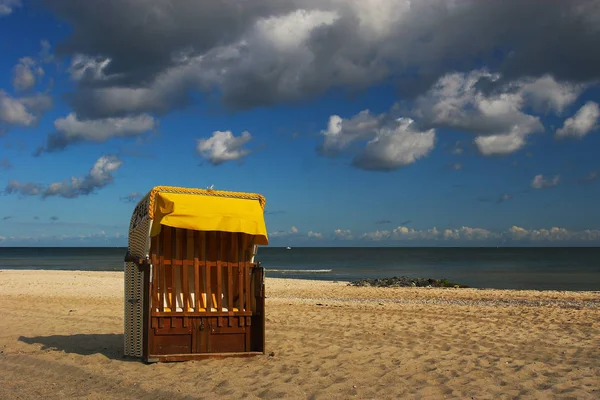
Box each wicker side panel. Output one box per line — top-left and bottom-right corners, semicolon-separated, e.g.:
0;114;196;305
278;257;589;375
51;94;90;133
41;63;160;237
124;215;151;358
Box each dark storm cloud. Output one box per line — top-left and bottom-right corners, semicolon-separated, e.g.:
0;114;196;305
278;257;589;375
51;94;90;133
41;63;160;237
44;0;305;84
39;0;600;118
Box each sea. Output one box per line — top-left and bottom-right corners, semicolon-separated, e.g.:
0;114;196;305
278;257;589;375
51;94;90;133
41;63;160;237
0;247;599;291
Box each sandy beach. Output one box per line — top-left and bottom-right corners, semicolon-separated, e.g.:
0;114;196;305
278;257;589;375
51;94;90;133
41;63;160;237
0;270;598;400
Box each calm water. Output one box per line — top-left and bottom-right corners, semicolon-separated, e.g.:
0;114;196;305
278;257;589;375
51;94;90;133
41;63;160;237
0;247;599;291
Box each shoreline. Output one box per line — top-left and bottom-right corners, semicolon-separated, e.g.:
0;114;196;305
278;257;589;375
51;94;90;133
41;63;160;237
1;268;599;294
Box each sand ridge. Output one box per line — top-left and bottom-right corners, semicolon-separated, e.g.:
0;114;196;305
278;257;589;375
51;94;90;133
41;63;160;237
1;270;599;399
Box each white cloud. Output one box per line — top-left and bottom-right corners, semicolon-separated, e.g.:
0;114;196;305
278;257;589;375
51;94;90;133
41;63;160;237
0;90;34;126
319;110;384;156
344;0;410;39
361;229;390;241
0;90;52;127
40;113;156;152
13;57;40;91
41;155;122;198
5;155;124;199
319;111;436;171
54;113;156;140
555;101;600;139
361;225;600;242
413;70;568;156
518;75;584;114
362;225;443;241
412;71;584;155
196;130;253;165
269;226;302;238
4;180;43;196
42;155;122;198
89;155;122;181
307;231;322;238
334;229;353;240
68;54;118;83
268;226;300;238
443;227;497;241
531;174;560;189
506;226;528;241
474;129;528;156
0;0;21;17
507;226;600;241
3;45;53;127
254;9;339;52
352;118;436;171
20;93;53;114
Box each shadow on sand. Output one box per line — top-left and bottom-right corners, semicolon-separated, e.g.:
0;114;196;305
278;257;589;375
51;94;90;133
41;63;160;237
18;333;139;362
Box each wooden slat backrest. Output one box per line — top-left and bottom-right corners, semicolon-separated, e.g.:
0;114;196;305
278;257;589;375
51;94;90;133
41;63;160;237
180;229;189;326
149;226;259;316
238;233;244;312
198;231;206;310
206;231;214;312
243;234;252;315
228;232;235;319
216;232;222;314
185;229;194;312
159;228;166;313
163;226;172;311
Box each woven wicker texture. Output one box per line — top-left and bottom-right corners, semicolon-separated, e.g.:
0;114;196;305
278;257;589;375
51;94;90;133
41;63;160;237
124;211;151;358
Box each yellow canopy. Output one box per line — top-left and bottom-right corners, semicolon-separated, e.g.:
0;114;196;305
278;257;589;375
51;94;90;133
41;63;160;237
149;191;268;245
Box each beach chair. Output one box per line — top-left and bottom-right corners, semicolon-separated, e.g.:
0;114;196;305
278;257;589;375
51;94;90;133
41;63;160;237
123;186;268;363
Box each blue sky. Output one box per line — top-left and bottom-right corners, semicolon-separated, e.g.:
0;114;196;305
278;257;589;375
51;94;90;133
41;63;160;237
1;0;599;247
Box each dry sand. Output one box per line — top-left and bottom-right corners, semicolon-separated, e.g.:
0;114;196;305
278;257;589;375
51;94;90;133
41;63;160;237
0;270;598;400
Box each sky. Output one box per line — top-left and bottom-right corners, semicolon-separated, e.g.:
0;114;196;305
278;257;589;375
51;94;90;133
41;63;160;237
1;0;600;247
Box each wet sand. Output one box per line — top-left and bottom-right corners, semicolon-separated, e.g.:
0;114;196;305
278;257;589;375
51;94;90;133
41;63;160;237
0;270;598;399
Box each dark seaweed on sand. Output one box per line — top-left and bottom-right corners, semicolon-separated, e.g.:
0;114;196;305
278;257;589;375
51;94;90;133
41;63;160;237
348;276;469;288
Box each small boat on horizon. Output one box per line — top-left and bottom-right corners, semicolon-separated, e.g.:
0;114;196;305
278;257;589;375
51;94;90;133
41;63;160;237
286;246;292;250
